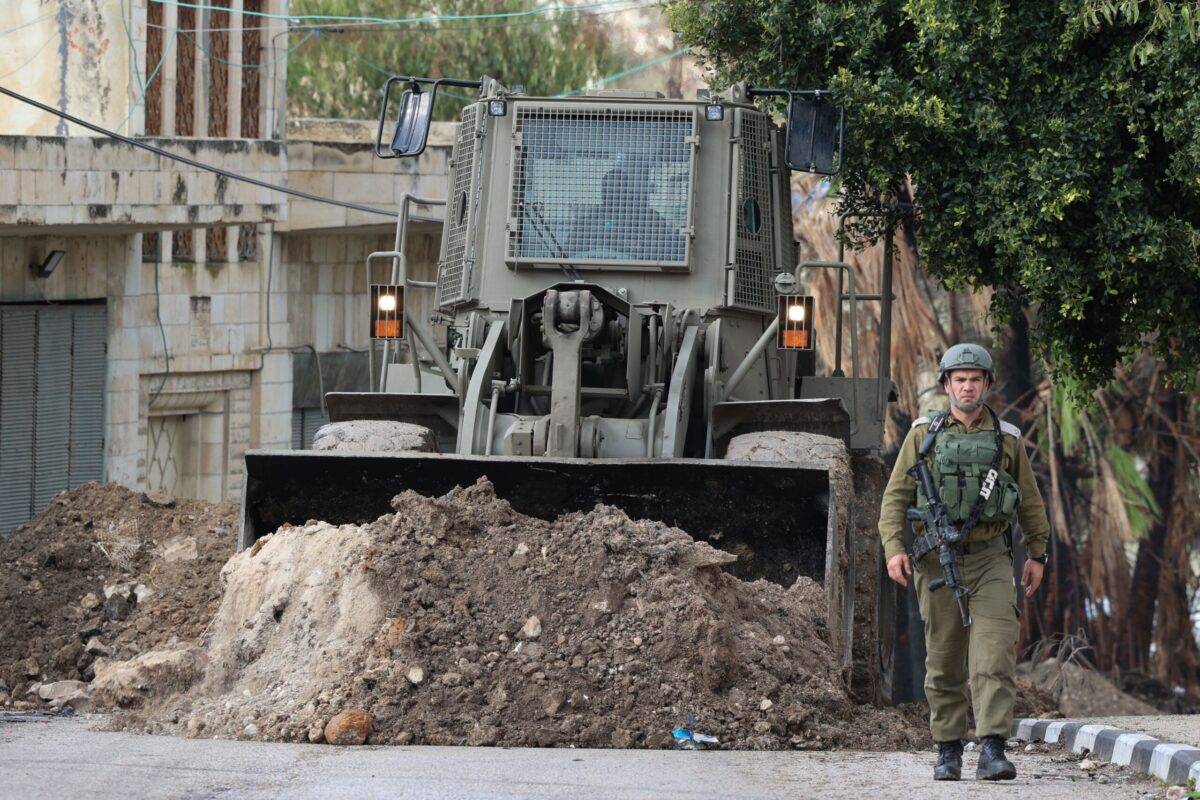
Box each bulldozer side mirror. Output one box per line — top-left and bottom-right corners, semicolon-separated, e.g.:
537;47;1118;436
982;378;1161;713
785;96;843;175
747;87;844;175
375;75;484;159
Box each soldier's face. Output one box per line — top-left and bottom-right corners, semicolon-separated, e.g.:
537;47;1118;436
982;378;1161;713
945;369;988;407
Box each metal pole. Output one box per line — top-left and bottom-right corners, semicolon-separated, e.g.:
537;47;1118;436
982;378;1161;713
835;216;847;376
877;223;896;423
723;317;779;401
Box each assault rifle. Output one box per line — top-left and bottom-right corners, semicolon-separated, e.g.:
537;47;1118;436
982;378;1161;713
906;457;973;628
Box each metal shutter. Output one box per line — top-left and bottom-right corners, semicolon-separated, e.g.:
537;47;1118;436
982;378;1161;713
291;407;329;450
0;308;37;531
0;304;107;532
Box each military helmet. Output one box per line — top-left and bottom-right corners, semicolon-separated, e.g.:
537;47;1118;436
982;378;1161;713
938;343;994;383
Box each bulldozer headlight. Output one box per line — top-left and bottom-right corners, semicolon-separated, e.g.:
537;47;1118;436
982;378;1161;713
705;103;725;121
370;284;404;339
777;295;814;351
488;99;508;117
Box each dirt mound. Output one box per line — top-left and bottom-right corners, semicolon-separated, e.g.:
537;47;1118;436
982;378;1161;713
118;478;922;750
1018;658;1159;717
0;483;236;704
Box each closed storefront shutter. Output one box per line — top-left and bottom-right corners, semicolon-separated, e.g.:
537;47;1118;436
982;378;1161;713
0;304;107;532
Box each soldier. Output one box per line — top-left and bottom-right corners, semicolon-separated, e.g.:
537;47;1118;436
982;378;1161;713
878;343;1050;781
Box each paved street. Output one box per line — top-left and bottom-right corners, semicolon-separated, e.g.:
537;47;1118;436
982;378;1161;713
0;713;1158;799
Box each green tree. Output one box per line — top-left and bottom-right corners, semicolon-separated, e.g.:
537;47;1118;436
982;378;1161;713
287;0;630;122
667;0;1200;391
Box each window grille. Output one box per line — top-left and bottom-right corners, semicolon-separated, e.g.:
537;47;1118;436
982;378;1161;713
507;104;695;268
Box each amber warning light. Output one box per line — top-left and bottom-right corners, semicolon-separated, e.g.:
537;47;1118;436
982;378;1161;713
777;295;814;350
370;284;404;339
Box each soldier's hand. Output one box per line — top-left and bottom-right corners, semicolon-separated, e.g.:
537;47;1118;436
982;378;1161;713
1022;559;1044;598
887;554;912;588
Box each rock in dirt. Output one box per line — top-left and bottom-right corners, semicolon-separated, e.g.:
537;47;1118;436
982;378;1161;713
37;680;88;703
324;710;374;745
91;647;208;709
118;478;922;751
84;637;111;657
103;593;135;622
143;490;176;508
160;537;199;562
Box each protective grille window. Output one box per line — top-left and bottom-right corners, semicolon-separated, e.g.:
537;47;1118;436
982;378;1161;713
731;110;777;311
508;106;695;267
436;104;481;308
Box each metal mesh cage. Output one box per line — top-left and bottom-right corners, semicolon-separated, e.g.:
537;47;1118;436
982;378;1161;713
436;105;481;307
731;110;777;311
508;105;695;267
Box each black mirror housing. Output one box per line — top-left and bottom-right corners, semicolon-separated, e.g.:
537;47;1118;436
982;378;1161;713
746;86;844;175
785;97;843;175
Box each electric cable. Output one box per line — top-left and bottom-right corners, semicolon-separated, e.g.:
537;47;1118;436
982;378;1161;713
144;0;653;33
0;10;57;38
149;0;646;25
0;84;400;219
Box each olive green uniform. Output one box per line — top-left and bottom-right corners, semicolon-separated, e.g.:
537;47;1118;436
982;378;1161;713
879;409;1050;741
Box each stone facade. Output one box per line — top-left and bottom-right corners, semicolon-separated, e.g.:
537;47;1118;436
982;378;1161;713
0;2;452;521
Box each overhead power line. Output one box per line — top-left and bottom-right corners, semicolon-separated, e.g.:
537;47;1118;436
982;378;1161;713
0;84;400;219
147;0;647;25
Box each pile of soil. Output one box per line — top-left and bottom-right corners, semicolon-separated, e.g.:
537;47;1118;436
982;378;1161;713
124;478;924;750
1018;658;1159;717
0;484;236;703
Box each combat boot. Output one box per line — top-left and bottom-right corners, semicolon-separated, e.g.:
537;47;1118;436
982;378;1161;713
933;739;963;781
976;735;1017;780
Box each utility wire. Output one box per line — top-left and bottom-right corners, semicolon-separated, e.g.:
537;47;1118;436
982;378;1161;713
0;11;58;38
148;0;645;25
0;84;399;219
144;0;653;33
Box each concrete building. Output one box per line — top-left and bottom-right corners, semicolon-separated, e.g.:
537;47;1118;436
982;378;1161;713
0;1;451;530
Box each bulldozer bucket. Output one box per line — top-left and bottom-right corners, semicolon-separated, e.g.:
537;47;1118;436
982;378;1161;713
240;450;834;588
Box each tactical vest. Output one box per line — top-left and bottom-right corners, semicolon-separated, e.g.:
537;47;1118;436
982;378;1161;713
916;426;1022;525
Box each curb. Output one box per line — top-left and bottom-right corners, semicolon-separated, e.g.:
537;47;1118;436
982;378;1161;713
1013;717;1200;784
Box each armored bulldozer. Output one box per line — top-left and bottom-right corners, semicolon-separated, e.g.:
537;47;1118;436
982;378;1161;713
240;76;907;697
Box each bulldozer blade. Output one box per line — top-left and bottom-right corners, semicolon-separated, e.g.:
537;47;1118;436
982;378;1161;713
240;450;833;588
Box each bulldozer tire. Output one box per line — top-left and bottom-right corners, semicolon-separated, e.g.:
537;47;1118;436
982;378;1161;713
312;420;439;453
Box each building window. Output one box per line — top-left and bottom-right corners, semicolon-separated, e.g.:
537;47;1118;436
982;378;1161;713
205;226;228;263
175;4;196;136
142;232;161;262
237;224;258;261
172;230;195;262
144;0;164;135
206;0;230;137
240;0;262;138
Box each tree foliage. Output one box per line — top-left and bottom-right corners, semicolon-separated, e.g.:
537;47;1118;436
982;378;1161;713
668;0;1200;391
288;0;629;122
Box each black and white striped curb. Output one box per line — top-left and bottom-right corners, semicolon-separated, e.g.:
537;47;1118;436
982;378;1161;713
1013;718;1200;784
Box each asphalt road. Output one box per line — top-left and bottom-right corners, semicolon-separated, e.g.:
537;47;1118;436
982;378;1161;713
0;713;1159;799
